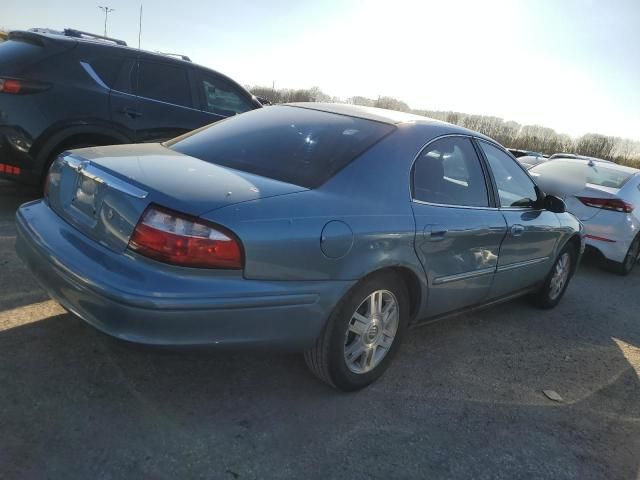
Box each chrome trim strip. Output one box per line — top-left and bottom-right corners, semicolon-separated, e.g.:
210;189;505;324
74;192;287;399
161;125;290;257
62;155;148;199
496;256;549;273
412;199;499;211
80;61;109;90
111;88;222;116
433;266;495;285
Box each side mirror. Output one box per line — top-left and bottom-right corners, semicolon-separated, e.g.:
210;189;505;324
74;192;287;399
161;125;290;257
543;194;566;213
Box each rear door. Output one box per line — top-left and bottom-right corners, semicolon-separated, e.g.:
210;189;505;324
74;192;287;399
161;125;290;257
110;57;140;141
476;140;561;297
411;135;507;317
133;59;204;142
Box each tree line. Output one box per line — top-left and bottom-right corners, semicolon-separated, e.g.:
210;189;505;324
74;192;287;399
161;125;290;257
249;86;640;167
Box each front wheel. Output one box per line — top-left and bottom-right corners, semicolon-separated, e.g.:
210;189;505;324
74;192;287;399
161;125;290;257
304;272;409;391
530;245;575;309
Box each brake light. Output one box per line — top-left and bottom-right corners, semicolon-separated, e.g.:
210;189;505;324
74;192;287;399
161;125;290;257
128;206;243;269
0;163;21;175
0;79;22;94
577;196;634;213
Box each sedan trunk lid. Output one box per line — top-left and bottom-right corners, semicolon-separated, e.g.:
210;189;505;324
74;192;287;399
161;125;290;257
46;143;307;252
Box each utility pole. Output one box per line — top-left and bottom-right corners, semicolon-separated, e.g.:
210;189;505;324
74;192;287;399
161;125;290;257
98;6;115;37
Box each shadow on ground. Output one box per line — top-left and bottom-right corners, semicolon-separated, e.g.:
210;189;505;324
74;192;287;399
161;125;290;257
0;255;638;479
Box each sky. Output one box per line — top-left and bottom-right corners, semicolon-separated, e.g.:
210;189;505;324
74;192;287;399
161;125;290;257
3;0;640;140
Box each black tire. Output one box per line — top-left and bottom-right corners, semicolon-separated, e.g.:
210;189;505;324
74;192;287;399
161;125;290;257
304;271;410;391
530;244;576;309
607;234;640;276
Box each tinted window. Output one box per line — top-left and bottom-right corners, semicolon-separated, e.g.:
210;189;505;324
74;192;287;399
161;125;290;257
199;74;253;116
479;141;537;207
136;61;191;108
88;56;124;88
0;39;43;68
412;137;489;207
167;106;395;188
531;160;635;189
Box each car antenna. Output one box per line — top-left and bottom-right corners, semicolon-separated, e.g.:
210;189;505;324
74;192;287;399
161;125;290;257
138;4;143;49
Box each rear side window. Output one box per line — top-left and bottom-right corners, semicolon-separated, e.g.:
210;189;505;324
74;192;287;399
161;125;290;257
531;160;634;189
136;61;192;108
88;56;124;88
198;72;253;116
479;140;538;208
412;137;489;207
167;106;395;188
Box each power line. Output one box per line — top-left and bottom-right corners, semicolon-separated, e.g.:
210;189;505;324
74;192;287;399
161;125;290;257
98;6;115;37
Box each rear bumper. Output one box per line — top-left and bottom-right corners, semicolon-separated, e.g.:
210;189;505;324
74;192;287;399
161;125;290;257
583;221;636;263
16;200;352;349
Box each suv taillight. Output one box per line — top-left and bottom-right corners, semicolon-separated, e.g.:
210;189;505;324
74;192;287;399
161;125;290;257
128;206;244;269
577;196;634;213
0;78;22;94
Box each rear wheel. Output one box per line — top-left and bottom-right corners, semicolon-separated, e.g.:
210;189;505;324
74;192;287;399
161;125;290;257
608;234;640;276
304;272;409;391
530;245;575;309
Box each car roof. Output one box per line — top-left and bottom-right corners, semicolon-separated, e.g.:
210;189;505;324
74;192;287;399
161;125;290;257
286;102;440;125
284;103;495;140
544;157;640;174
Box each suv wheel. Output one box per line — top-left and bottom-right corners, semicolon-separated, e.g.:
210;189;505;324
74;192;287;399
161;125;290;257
304;271;409;391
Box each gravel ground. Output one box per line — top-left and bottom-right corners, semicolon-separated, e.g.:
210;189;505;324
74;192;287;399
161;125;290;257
0;179;639;480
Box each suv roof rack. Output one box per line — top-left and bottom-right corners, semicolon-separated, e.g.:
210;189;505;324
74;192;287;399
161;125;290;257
156;51;192;62
62;28;127;46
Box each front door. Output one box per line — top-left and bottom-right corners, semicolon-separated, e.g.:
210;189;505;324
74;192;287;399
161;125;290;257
476;140;561;298
411;136;507;318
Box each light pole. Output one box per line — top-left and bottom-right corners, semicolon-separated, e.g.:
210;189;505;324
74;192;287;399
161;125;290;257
98;6;115;37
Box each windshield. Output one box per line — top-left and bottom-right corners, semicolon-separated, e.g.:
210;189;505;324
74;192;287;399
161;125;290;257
531;160;635;189
167;106;395;188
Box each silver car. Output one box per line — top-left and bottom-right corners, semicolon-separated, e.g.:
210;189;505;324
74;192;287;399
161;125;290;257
530;158;640;274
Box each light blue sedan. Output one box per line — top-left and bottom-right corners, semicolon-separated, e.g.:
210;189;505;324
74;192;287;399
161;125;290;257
16;104;583;390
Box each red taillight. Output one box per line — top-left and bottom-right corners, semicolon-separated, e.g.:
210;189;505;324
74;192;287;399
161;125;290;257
577;196;634;213
0;79;22;94
128;207;243;269
0;163;21;175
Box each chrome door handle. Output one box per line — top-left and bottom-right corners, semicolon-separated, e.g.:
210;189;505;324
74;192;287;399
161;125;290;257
510;224;525;237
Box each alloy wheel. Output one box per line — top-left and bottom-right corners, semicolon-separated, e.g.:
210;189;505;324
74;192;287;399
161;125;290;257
343;290;399;374
549;252;571;300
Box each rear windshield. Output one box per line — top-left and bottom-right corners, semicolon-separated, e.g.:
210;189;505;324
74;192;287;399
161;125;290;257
166;106;395;188
531;160;635;189
0;39;43;67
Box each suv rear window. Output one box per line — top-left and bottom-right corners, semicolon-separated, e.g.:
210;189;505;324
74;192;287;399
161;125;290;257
0;39;43;67
166;106;395;188
531;160;635;189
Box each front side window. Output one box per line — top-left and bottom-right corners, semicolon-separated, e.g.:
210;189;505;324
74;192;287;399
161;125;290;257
479;141;538;208
136;61;192;108
199;74;253;116
412;137;489;207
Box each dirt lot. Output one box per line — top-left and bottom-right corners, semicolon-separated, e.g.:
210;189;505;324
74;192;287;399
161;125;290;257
0;178;639;480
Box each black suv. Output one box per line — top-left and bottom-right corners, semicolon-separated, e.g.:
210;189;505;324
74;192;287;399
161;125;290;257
0;28;262;185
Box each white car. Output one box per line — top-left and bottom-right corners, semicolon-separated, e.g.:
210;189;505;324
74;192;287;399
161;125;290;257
530;158;640;275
